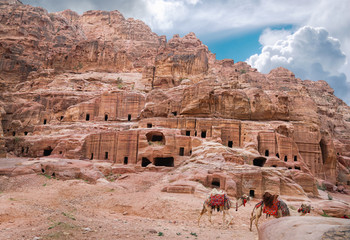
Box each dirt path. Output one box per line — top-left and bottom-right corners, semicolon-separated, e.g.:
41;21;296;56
0;172;263;240
1;170;343;240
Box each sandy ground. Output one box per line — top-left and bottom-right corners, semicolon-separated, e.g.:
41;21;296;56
0;170;348;240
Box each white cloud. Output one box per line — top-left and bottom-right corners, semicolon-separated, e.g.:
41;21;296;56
143;0;186;31
187;0;201;5
247;26;350;104
259;28;291;46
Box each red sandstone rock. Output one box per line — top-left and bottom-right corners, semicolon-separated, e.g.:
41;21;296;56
0;2;349;202
315;200;350;218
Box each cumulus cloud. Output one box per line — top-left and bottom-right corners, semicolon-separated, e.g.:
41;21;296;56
143;0;187;31
247;26;350;104
21;0;317;36
258;28;292;46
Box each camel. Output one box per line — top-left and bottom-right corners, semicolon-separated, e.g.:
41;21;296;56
198;189;251;227
298;203;312;216
249;192;290;231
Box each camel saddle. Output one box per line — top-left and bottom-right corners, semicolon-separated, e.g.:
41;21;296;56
259;199;289;217
210;193;225;207
205;189;231;209
263;199;279;216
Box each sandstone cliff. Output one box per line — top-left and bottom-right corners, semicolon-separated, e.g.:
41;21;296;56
0;1;349;199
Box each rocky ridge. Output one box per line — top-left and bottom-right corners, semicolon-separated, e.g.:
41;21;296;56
0;0;350;203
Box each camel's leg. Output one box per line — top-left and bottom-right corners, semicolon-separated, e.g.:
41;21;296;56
254;206;262;231
249;215;256;231
222;209;226;227
226;210;234;227
208;208;213;224
249;208;256;231
198;205;207;226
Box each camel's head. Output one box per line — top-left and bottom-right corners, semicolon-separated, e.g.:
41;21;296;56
242;194;251;201
236;194;251;211
262;192;276;207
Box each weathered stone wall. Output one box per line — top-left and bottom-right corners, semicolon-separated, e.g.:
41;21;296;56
83;128;192;167
139;118;240;147
69;91;146;122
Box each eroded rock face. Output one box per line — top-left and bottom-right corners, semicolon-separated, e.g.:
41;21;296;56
0;2;350;199
259;216;350;240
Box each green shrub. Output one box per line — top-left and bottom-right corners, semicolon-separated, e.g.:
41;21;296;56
321;210;331;217
316;182;326;191
327;193;333;200
62;212;76;221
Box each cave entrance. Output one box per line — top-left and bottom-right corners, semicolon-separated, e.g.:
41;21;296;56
154;157;174;167
142;157;151;167
86;114;90;121
128;114;131;121
151;135;163;141
146;131;165;145
249;190;255;197
284;156;288;162
253;157;266;167
43;147;53;156
105;114;108;121
201;131;207;138
265;150;269;156
186;131;191;136
228;141;233;148
90;153;94;160
179;147;184;156
211;178;220;188
294;156;298;161
276;153;280;158
320;139;327;164
124;157;128;165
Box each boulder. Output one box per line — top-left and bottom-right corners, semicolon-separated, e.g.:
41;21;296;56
259;216;350;240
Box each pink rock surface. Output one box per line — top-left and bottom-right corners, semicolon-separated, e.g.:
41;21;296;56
259;216;350;240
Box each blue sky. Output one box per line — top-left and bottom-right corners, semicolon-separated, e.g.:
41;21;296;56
203;25;294;62
21;0;350;104
203;30;262;62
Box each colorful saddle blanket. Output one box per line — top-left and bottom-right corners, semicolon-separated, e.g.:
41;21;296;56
205;194;231;209
210;194;225;206
263;199;279;216
260;199;290;217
